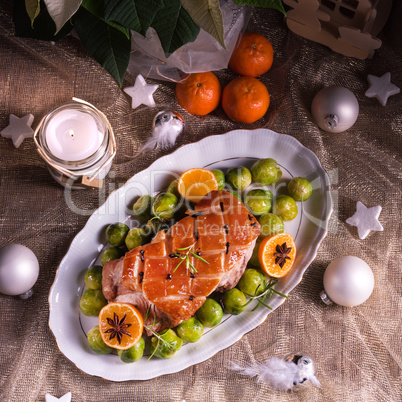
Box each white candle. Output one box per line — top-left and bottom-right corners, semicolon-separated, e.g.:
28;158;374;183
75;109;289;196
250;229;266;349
45;109;103;161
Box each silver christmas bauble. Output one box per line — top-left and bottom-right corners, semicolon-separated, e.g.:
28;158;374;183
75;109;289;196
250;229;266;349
311;86;359;133
0;244;39;299
320;256;374;307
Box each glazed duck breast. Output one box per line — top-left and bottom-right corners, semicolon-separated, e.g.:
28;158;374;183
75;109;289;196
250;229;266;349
102;190;261;333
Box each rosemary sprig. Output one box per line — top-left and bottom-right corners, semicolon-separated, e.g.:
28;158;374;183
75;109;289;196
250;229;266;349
176;245;193;251
190;251;208;264
144;304;173;360
173;244;208;274
147;329;173;360
242;278;289;311
144;304;161;330
173;256;186;272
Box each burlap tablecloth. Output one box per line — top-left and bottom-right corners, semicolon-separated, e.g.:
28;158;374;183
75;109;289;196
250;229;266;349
1;1;401;401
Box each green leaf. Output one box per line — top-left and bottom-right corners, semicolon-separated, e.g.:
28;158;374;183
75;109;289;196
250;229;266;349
81;0;103;15
13;0;73;41
150;0;200;55
73;7;131;86
81;0;130;40
25;0;41;27
104;0;164;36
232;0;286;15
180;0;225;49
43;0;82;34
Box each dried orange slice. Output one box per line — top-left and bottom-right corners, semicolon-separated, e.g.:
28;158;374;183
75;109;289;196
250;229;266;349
258;233;296;278
99;302;143;350
178;168;219;202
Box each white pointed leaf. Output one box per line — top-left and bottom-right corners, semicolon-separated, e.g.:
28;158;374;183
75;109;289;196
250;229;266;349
43;0;83;34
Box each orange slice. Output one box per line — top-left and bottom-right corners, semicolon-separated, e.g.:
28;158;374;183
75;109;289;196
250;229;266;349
99;302;143;350
258;233;296;278
178;168;219;202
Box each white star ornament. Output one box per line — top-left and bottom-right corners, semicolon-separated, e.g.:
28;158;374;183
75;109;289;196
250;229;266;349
1;114;35;148
346;201;383;239
124;74;159;109
45;392;72;402
365;72;400;106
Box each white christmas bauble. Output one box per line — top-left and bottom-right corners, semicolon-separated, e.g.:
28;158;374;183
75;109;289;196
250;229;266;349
0;244;39;298
311;86;359;133
320;256;374;306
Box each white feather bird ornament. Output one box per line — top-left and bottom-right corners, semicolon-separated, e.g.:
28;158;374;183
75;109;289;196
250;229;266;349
229;354;321;391
133;110;184;157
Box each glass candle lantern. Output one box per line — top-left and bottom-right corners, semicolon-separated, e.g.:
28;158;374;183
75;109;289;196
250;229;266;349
34;99;116;189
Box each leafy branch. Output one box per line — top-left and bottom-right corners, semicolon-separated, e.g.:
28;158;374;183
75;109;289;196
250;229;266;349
242;278;288;311
14;0;285;85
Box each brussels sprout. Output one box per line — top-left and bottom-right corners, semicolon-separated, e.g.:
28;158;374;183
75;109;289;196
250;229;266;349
125;228;149;250
152;192;178;221
166;179;181;199
150;329;183;359
272;195;298;221
87;325;113;355
248;240;262;268
238;268;267;297
250;158;281;185
225;166;252;190
273;167;283;184
196;298;223;327
176;317;204;343
288;177;312;201
117;338;145;363
105;223;129;247
79;289;107;316
211;169;225;191
132;195;154;221
84;265;103;290
258;213;285;237
222;288;247;315
100;246;125;266
244;189;273;216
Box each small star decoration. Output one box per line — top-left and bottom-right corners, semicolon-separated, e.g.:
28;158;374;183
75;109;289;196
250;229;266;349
346;201;383;239
124;74;159;109
1;114;35;148
45;392;72;402
365;72;400;106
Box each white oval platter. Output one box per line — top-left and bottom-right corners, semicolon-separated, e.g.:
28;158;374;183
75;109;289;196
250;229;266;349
48;128;333;381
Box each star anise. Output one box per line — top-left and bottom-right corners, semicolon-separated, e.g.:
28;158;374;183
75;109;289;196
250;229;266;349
273;242;292;268
105;312;132;344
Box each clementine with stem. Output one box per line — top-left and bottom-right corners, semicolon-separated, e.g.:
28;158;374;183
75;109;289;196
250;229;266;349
229;32;274;77
175;72;221;116
222;76;270;124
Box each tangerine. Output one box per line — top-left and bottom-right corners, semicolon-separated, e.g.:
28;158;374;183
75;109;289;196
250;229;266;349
222;76;270;124
175;72;221;116
258;233;296;278
98;302;144;350
177;168;219;202
229;32;274;77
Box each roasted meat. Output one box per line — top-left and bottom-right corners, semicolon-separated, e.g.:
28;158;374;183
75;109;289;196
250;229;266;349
102;190;260;332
